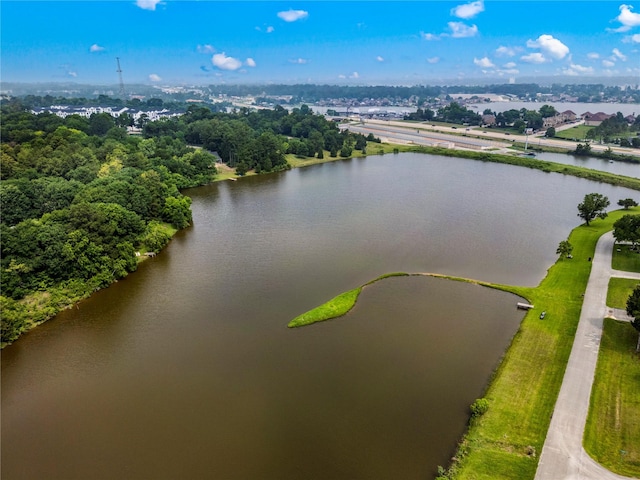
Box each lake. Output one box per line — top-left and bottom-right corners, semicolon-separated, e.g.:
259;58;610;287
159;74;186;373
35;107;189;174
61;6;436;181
2;153;637;479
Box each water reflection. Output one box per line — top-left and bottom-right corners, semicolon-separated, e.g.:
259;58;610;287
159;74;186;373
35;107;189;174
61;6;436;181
2;153;638;479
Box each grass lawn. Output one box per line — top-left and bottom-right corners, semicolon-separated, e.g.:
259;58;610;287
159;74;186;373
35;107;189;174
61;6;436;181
612;244;640;273
212;162;240;181
285;142;415;169
554;124;594;141
584;318;640;477
607;277;640;309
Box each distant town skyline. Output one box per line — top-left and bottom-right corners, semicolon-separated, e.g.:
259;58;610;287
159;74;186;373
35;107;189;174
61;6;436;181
2;1;639;86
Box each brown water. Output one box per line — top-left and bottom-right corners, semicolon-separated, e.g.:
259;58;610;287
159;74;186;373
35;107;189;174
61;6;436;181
2;153;637;479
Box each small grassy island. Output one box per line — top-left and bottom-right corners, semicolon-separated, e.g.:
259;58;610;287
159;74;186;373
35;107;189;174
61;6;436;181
288;207;640;479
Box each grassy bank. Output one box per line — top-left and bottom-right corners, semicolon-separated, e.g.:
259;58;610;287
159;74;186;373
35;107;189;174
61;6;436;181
221;140;640;193
446;209;637;479
607;277;640;309
403;146;640;192
584;318;640;477
284;142;414;169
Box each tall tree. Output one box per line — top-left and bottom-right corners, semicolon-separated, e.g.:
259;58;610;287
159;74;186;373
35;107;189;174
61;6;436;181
577;193;610;226
539;105;558;118
626;284;640;351
613;214;640;249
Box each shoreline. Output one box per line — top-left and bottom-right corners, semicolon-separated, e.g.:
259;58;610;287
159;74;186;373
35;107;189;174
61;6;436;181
3;141;639;475
287;207;640;479
4;145;639;347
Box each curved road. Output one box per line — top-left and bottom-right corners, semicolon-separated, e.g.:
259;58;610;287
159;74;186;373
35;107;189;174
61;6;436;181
535;231;640;480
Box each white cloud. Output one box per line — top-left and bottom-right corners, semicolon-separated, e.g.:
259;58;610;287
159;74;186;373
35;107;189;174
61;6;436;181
448;22;478;38
495;45;518;57
526;34;569;60
521;52;547;64
421;32;441;41
136;0;161;11
289;58;309;64
376;56;384;62
474;56;495;68
89;44;105;53
149;73;162;82
587;52;600;59
562;64;594;76
625;33;640;43
245;58;256;67
67;71;77;78
349;72;359;79
212;53;243;71
503;62;516;68
498;68;519;75
338;74;346;79
569;63;593;73
602;59;616;67
277;9;308;22
255;25;275;33
427;56;440;64
612;48;627;61
451;0;484;19
197;44;216;54
616;4;640;32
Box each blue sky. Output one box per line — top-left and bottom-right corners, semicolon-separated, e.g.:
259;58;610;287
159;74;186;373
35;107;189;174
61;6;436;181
2;1;639;85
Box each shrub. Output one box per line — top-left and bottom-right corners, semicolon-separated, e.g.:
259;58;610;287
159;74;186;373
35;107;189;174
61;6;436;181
470;398;489;418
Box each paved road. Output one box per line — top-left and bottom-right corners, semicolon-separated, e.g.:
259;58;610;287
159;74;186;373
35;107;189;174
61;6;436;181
340;123;503;150
352;119;640;157
535;231;640;480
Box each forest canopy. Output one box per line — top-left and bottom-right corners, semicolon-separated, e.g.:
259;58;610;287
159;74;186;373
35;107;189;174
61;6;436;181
0;98;372;345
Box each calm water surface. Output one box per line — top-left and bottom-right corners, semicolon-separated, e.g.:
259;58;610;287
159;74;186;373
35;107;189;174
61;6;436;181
532;151;639;178
2;153;637;479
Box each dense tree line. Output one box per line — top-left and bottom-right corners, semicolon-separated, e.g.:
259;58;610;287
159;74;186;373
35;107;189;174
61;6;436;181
202;83;640;104
404;102;482;125
587;112;640;146
141;103;375;174
403;102;545;129
0;98;376;344
12;94;232;113
0;99;217;344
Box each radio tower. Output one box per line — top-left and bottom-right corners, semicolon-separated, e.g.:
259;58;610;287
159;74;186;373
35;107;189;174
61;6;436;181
116;57;125;97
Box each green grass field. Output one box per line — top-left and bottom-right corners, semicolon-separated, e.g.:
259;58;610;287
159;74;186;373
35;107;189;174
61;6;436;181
584;319;640;477
612;244;640;273
554;124;594;141
607;277;640;309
